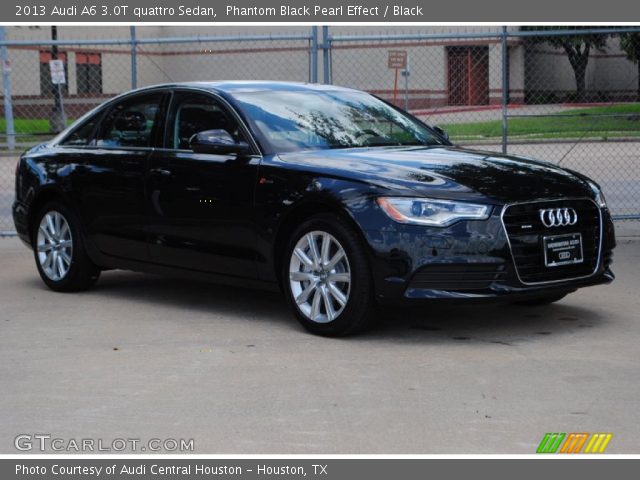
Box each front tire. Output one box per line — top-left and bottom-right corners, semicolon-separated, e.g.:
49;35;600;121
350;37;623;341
283;214;374;336
33;201;100;292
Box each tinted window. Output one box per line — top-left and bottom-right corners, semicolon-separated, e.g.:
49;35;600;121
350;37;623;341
95;93;163;148
60;113;102;146
166;92;244;150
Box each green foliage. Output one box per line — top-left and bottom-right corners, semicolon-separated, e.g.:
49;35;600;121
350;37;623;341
619;33;640;63
521;26;609;51
521;27;610;100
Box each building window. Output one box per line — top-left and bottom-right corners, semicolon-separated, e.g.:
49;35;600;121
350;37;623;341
39;51;68;96
76;52;102;94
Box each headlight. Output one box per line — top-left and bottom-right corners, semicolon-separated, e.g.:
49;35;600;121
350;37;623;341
377;197;491;227
588;181;608;209
594;190;608;209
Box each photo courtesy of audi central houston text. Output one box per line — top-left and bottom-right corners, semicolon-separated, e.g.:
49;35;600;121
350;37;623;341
12;81;616;336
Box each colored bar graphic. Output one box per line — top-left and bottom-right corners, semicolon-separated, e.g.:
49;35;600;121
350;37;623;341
560;433;589;453
572;433;590;453
537;433;566;453
537;433;613;454
584;433;613;453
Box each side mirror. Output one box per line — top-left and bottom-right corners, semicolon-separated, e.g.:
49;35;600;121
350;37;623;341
433;126;449;141
189;129;250;155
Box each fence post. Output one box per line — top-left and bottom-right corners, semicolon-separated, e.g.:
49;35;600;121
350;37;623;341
0;26;15;150
501;26;508;154
322;26;331;84
310;26;318;83
130;26;137;89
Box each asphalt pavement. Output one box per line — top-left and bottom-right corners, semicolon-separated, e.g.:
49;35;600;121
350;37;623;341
0;235;639;453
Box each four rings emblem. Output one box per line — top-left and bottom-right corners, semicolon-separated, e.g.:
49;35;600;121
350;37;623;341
539;208;578;227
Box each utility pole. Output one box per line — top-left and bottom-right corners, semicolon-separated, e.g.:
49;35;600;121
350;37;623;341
49;26;66;133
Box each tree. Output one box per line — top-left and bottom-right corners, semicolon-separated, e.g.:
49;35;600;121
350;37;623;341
522;26;609;102
619;33;640;101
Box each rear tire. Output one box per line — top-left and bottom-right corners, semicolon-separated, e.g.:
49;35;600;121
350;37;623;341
283;213;374;336
515;293;568;306
32;201;100;292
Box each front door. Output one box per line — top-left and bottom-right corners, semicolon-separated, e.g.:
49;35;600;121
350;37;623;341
147;90;261;278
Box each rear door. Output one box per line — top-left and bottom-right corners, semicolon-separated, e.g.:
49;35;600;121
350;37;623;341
64;90;167;260
146;89;262;277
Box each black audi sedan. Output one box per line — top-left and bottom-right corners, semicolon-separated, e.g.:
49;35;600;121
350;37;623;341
13;81;615;336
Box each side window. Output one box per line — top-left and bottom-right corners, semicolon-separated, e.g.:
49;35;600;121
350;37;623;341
59;113;102;146
95;93;163;148
166;92;244;150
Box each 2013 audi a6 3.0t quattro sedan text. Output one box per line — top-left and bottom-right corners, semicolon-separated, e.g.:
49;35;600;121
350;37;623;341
13;82;616;336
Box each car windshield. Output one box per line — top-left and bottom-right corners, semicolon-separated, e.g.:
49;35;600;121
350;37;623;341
232;89;445;153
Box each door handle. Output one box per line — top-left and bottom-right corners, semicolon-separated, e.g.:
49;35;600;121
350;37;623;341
149;168;172;178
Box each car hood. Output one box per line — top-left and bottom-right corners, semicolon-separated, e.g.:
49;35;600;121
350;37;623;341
275;145;593;204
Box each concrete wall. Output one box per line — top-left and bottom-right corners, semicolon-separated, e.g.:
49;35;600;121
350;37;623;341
525;39;639;101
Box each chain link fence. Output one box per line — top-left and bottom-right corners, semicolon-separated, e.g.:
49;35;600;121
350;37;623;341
1;25;639;234
327;26;640;220
0;26;316;233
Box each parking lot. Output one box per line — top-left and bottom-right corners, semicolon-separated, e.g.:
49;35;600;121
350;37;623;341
0;231;639;454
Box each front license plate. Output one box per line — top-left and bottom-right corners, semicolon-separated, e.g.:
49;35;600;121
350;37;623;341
543;233;584;267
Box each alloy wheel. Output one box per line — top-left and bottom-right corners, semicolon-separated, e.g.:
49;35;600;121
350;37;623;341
289;231;351;324
36;211;73;281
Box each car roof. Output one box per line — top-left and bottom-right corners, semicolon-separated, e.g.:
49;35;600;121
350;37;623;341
129;81;360;95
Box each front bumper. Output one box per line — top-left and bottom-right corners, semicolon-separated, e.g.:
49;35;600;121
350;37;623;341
361;203;616;305
401;269;614;303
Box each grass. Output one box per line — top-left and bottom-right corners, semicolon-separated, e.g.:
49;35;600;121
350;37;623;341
2;104;640;146
0;117;66;135
442;104;640;142
0;118;75;147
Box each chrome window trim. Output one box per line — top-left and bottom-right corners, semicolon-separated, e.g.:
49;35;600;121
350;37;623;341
52;86;171;148
54;145;155;153
53;85;263;158
151;147;261;158
500;197;603;286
